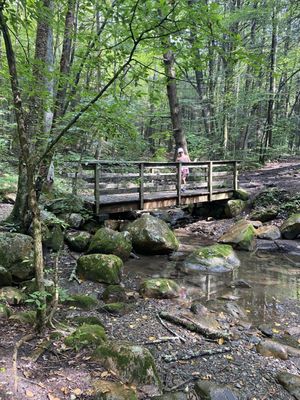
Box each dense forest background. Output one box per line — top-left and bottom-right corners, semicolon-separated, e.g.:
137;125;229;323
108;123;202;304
0;0;299;168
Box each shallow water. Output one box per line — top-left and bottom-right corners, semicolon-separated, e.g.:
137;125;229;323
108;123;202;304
125;234;300;325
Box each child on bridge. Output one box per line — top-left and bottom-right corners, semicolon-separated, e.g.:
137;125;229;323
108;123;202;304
176;147;190;191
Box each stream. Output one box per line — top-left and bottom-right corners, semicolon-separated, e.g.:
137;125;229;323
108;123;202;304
124;231;300;326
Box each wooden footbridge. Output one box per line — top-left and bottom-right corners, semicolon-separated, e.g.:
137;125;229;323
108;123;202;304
70;160;239;214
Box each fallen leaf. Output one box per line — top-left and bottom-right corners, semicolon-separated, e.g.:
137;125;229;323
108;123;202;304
272;328;280;334
274;322;281;326
224;355;233;361
25;390;34;398
48;394;61;400
148;336;156;341
100;371;110;378
72;388;82;396
218;338;224;345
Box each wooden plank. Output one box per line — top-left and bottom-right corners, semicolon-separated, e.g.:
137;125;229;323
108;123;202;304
208;161;213;201
177;163;181;205
234;161;238;190
139;163;144;209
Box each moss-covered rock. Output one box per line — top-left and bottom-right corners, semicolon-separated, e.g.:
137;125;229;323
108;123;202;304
250;206;278;222
225;199;247;218
140;278;180;299
0;304;11;319
93;341;161;387
60;213;84;229
182;244;240;273
256;339;288;360
101;302;133;315
9;310;36;325
256;225;281;240
45;194;84;214
280;213;300;239
92;380;138;400
127;215;179;255
43;224;64;251
0;287;26;305
65;230;92;252
72;315;105;328
0;233;33;277
21;278;55;299
88;228;132;261
66;294;99;310
102;285;128;303
64;324;107;350
0;266;12;287
234;189;249;201
77;254;123;284
218;219;256;251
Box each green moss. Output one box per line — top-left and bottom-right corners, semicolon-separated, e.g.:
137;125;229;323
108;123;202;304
92;380;138;400
194;244;233;259
64;324;106;350
102;285;127;303
140;278;180;299
77;254;123;284
0;304;11;319
101;302;131;315
9;311;36;325
0;287;27;305
66;294;99;310
72;316;105;327
88;228;132;261
234;189;249;201
0;266;12;287
65;231;91;252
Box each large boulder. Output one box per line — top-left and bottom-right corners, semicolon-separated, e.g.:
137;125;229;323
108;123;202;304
0;233;34;281
234;188;249;201
277;372;300;399
225;199;247;218
182;244;240;273
280;213;300;239
256;225;281;240
65;230;92;252
256;339;288;360
127;215;179;255
0;287;26;305
45;194;84;214
92;380;138;400
93;341;161;387
140;278;180;299
250;206;278;222
88;228;132;261
218;219;256;251
77;254;123;284
43;224;64;251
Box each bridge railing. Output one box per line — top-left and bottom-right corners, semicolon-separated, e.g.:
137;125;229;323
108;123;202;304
69;160;239;213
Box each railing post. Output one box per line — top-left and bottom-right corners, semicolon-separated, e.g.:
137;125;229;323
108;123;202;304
208;161;213;201
139;163;144;210
177;162;182;205
233;161;238;191
94;164;100;215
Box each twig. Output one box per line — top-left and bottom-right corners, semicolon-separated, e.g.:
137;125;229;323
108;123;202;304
13;333;36;393
162;346;231;363
156;313;186;343
165;375;200;392
142;336;181;345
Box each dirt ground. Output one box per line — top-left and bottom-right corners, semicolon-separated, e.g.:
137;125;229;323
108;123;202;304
0;159;300;400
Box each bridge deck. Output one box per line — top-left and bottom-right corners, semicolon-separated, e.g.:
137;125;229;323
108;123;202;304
70;160;239;214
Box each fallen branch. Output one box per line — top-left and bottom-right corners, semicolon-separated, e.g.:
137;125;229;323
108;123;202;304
162;346;231;363
143;336;181;345
165;375;200;391
13;333;36;393
159;311;231;340
156;313;186;343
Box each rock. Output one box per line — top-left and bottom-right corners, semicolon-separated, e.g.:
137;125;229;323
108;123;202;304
280;213;300;239
249;220;263;229
224;302;247;320
43;224;64;251
218;219;256;251
225;199;247;218
182;244;240;273
60;213;84;229
0;266;12;287
71;315;105;328
102;285;128;303
65;324;107;349
93;341;161;387
256;339;288;360
140;278;180;299
0;287;26;305
190;302;209;316
45;194;84;214
277;372;300;400
21;278;55;297
231;279;251;288
101;302;133;315
0;233;33;275
88;228;132;261
2;193;16;204
250;206;278;222
0;304;11;319
255;225;281;240
194;379;239;400
152;393;188;400
65;231;92;252
92;380;138;400
258;324;273;337
127;215;179;255
234;189;249;201
66;294;99;310
77;254;123;284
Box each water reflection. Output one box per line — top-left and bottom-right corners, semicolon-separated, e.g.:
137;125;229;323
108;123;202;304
125;238;300;324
